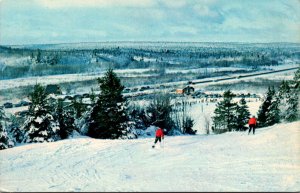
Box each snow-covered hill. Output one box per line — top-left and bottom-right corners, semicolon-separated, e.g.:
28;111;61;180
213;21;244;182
0;121;299;192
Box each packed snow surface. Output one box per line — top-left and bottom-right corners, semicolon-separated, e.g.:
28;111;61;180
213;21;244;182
0;121;299;191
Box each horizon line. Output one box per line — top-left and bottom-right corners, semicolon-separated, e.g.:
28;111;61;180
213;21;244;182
2;40;300;47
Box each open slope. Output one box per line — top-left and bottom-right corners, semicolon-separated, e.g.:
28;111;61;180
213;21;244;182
0;121;299;192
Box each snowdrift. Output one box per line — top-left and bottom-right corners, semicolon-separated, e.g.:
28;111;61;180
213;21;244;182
0;121;299;191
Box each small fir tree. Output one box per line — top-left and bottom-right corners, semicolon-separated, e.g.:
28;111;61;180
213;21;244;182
235;97;251;131
285;68;300;121
0;107;14;150
213;90;237;133
22;84;60;143
56;99;76;139
0;107;5;124
278;80;291;120
182;116;195;134
266;92;281;126
279;80;290;97
257;86;275;127
286;91;299;122
293;67;300;88
88;69;128;139
8;115;24;143
0;123;14;150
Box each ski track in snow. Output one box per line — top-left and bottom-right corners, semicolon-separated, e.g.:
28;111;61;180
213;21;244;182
0;121;299;191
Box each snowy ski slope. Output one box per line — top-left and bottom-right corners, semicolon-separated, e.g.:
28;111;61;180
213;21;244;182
0;121;299;191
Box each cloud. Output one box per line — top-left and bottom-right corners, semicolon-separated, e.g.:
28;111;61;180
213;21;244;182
161;0;187;8
191;0;221;19
36;0;156;9
193;4;218;17
1;0;299;44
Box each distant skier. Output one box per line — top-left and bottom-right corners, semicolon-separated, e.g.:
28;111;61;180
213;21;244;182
152;127;164;148
248;115;257;135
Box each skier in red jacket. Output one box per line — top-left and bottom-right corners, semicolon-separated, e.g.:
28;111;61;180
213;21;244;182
248;116;257;135
152;127;164;148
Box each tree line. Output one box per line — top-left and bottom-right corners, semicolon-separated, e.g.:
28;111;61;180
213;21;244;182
1;44;299;80
0;68;196;149
212;68;299;133
1;68;299;150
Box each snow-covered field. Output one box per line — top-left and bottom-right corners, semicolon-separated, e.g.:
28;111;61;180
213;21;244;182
0;69;155;91
1;65;297;91
165;63;299;74
0;121;299;192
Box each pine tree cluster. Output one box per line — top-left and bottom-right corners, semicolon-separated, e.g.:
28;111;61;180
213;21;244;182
257;68;299;127
213;68;299;134
17;84;79;144
213;90;250;133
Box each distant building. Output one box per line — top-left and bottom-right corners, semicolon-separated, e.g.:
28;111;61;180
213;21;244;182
183;86;195;95
45;84;62;95
175;86;195;95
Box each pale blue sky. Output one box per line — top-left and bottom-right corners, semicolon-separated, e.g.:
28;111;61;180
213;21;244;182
0;0;299;45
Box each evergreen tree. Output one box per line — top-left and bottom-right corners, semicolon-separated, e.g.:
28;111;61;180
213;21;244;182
88;69;128;139
0;107;5;125
286;92;299;122
279;80;291;97
285;68;300;121
266;92;281;126
257;86;275;127
0;123;14;150
182;116;195;134
56;99;76;139
293;67;300;88
22;84;60;143
278;80;291;120
213;90;237;133
235;97;251;131
8;115;24;143
0;107;14;150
